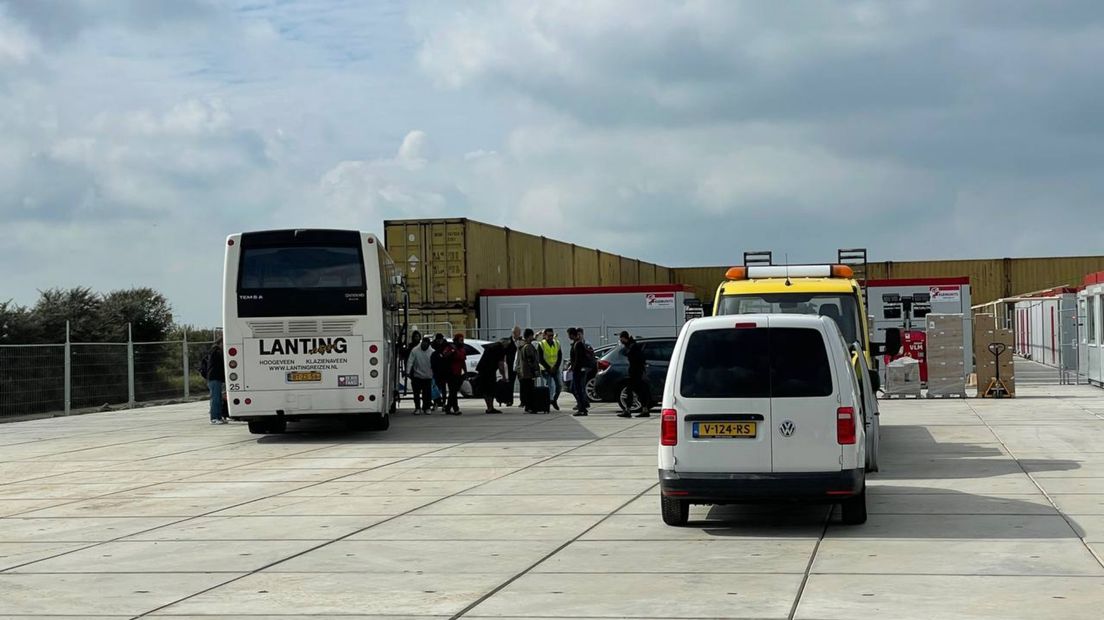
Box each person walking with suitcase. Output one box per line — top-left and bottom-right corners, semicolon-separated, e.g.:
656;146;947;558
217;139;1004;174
476;337;511;414
568;327;594;416
617;331;651;418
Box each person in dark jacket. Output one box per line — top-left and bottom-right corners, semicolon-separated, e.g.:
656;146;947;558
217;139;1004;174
430;333;448;411
504;326;522;407
206;338;228;424
442;333;468;415
617;331;650;418
517;329;541;413
476;337;511;414
567;327;594;416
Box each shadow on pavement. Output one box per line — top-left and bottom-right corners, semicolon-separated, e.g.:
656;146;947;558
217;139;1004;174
690;486;1080;539
252;409;606;444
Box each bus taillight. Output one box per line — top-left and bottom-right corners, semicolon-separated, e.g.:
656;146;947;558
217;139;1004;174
357;395;365;402
228;347;237;357
369;344;378;354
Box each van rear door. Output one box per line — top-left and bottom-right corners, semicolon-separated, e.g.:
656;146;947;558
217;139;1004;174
671;320;772;473
768;320;843;473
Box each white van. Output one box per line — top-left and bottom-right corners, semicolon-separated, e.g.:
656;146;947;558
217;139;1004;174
658;314;868;526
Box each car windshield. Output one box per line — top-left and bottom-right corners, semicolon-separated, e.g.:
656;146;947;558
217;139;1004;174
717;293;862;346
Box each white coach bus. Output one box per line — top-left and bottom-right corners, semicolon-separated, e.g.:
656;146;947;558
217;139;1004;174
222;229;407;434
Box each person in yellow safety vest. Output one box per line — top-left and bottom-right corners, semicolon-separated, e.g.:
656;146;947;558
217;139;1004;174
538;328;564;411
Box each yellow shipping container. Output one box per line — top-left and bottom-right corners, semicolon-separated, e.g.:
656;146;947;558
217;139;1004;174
506;230;544;289
543;238;574;286
620;257;640;284
407;309;478;337
573;246;601;286
385;219;509;306
599;251;621;284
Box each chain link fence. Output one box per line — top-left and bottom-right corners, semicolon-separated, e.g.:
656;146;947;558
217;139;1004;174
0;333;215;419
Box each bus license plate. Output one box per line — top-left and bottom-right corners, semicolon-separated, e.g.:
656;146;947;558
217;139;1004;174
286;371;322;383
694;422;756;438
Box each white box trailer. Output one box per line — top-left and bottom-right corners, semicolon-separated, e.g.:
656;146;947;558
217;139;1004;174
1013;288;1078;371
866;277;973;380
477;285;698;345
1078;271;1104;387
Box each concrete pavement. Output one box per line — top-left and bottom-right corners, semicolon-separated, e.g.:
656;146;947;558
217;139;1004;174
1;384;1103;619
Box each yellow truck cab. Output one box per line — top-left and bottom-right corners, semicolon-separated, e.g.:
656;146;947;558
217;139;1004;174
715;264;872;363
713;254;900;473
712;252;902;373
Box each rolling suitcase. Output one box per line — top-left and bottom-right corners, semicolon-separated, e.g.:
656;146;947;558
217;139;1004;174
530;377;551;413
495;378;513;406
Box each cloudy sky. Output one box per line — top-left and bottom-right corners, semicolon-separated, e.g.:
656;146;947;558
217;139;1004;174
2;1;1102;326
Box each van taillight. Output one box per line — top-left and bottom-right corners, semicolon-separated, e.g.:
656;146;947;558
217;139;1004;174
661;409;678;446
837;407;857;445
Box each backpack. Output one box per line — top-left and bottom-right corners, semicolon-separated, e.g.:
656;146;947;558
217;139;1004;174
199;350;212;380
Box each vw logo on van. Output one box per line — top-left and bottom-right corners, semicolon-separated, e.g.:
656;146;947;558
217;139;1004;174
779;420;796;437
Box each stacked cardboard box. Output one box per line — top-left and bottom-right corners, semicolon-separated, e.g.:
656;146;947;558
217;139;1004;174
926;313;967;397
885;357;922;397
973;313;1015;397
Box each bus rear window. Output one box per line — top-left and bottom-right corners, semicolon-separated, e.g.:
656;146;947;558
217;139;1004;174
680;327;832;399
240;246;365;290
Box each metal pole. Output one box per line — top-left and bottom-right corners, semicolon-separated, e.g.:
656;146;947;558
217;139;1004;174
127;323;135;408
64;321;71;416
182;330;190;399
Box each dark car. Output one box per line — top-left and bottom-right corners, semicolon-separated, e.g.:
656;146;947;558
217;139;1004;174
593;337;677;411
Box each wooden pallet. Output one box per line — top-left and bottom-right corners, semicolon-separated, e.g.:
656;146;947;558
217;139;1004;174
882;392;923;400
925;392;967;399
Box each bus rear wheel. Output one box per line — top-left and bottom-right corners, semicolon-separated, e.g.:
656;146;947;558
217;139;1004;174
349;413;389;432
248;419;286;435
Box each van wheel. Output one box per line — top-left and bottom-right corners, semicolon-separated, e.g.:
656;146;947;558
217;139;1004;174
661;495;689;526
247;420;266;435
841;488;868;525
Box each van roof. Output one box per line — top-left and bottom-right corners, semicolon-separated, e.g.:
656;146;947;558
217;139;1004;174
688;314;837;332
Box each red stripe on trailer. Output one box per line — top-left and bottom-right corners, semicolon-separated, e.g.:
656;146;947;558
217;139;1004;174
479;284;695;297
865;277;970;287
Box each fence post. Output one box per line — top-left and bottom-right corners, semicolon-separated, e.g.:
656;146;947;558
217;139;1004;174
127;323;135;408
182;330;190;399
64;321;71;416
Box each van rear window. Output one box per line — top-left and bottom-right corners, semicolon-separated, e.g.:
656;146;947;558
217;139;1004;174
679;328;832;399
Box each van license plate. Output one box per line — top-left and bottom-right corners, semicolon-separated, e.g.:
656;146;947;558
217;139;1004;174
286;371;322;382
694;422;756;438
